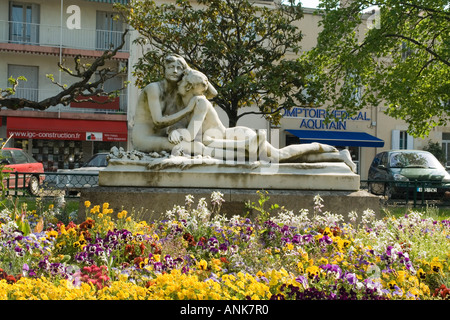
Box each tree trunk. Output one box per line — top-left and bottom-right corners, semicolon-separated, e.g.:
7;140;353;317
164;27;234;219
227;112;238;128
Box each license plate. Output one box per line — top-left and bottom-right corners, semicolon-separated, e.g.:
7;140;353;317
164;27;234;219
417;187;437;192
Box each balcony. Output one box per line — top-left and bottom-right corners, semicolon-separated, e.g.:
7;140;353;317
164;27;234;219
0;20;129;54
9;87;128;115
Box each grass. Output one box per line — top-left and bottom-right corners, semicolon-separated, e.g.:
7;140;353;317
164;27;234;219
383;204;450;220
1;195;80;225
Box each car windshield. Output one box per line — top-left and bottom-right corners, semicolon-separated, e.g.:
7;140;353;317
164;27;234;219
83;154;107;167
389;152;442;169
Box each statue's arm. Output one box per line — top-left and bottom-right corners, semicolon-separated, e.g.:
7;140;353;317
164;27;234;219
168;97;208;143
145;85;194;128
182;97;209;142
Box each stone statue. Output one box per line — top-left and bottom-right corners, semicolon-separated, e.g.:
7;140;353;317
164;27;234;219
131;54;216;153
131;54;356;173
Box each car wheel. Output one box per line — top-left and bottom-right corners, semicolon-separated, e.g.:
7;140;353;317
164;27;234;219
28;175;40;196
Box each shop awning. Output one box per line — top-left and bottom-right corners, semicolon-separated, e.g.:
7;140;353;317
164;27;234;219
7;117;127;142
286;129;384;148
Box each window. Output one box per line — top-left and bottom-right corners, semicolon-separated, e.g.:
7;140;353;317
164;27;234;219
9;1;40;44
399;131;408;149
1;150;13;163
380;152;388;167
10;149;29;164
442;133;450;167
371;153;382;168
96;11;124;50
401;41;413;60
392;130;413;150
8;64;39;101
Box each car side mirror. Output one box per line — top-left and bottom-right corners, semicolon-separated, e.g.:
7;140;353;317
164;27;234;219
1;159;10;165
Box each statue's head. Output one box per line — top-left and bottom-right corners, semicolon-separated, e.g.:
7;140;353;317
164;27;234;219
179;68;218;99
180;69;209;95
164;53;189;82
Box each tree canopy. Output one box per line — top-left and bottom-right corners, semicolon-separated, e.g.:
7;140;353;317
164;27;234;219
305;0;450;137
118;0;313;127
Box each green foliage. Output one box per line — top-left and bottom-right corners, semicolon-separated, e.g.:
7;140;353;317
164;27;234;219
305;0;450;137
245;190;279;223
1;76;27;98
423;140;446;164
116;0;312;126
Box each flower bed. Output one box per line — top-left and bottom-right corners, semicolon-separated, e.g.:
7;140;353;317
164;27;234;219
0;191;449;300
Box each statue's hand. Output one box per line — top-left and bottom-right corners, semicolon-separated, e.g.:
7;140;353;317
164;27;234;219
186;95;205;112
168;129;184;144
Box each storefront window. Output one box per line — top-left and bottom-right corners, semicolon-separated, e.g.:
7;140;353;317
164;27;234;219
93;141;116;154
337;146;360;174
31;140;83;171
13;139;29;151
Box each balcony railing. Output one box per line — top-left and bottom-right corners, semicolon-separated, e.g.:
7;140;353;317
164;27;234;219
0;20;129;52
6;88;127;114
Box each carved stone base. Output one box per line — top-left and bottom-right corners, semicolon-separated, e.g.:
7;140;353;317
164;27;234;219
99;156;360;191
79;187;381;223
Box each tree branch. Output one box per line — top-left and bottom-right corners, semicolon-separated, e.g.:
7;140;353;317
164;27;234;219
384;33;450;67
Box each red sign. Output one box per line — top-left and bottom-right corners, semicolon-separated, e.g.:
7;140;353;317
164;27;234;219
7;117;127;142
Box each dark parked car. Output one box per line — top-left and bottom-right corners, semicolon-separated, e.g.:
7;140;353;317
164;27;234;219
56;153;109;192
368;150;450;199
1;147;45;195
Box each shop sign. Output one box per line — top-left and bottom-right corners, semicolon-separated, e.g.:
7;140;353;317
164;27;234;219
8;130;126;142
86;132;103;141
283;107;371;131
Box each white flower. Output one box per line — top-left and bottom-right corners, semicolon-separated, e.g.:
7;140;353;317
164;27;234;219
211;191;224;206
185;194;195;207
361;208;376;225
229;215;242;226
348;211;358;223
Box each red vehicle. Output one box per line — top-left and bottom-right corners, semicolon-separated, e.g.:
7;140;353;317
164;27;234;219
1;148;45;196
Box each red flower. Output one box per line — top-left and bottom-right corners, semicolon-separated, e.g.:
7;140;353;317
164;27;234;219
433;284;450;299
134;256;145;268
124;244;136;260
220;257;229;264
0;269;7;280
83;266;92;274
6;275;16;284
139;243;146;255
151;243;161;255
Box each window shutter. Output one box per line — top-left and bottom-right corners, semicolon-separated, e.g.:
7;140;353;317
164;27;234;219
407;134;414;150
391;130;400;149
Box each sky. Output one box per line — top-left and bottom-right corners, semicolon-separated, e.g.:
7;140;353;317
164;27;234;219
299;0;320;8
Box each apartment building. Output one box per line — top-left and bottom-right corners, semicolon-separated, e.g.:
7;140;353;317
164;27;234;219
0;0;129;171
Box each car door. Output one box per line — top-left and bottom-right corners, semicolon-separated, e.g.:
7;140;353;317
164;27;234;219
3;149;40;188
2;149;21;188
7;149;31;188
368;152;389;194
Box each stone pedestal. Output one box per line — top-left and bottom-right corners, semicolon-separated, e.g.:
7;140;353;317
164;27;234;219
78;156;381;223
79;187;381;223
99;157;360;191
